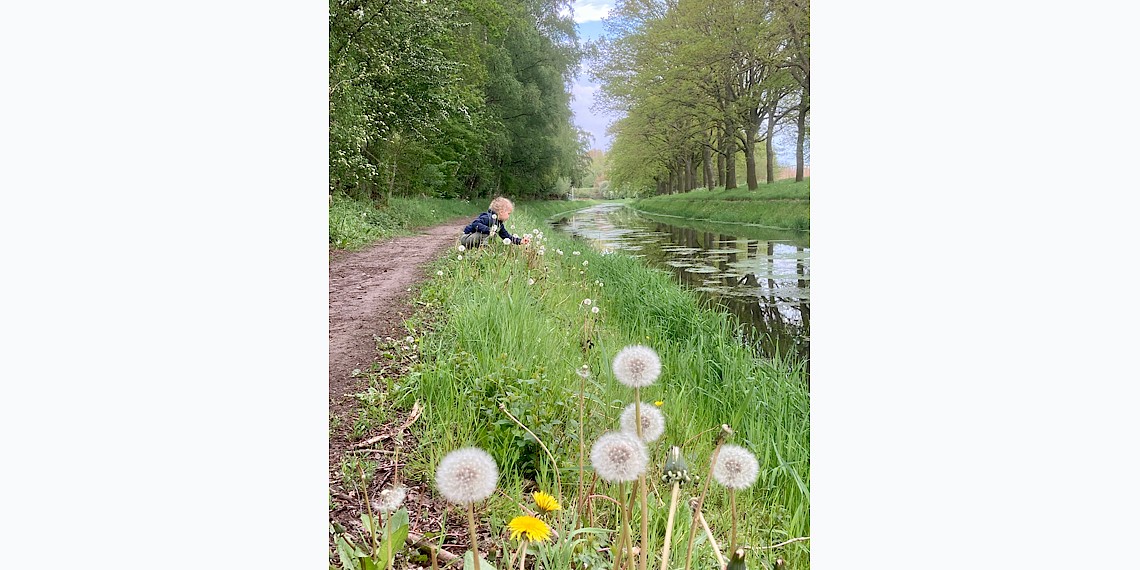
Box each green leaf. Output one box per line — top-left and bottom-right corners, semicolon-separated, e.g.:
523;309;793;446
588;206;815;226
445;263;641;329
336;536;363;570
462;550;497;570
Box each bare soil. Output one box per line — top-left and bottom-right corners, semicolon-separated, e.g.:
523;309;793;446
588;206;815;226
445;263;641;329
328;219;470;562
329;219;465;417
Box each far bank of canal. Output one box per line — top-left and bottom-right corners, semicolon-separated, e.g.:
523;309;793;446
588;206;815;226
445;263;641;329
552;202;810;364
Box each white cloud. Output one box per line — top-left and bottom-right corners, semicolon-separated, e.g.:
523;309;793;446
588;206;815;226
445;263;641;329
571;0;612;23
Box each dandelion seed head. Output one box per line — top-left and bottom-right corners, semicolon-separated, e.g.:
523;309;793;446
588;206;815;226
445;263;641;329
612;345;662;388
583;298;592;306
712;444;759;490
573;251;580;256
590;431;648;483
528;278;535;285
576;364;590;379
583;260;588;266
437;270;444;276
435;447;498;504
591;306;599;314
373;484;407;513
457;255;463;261
620;402;666;443
503;238;511;245
458;245;466;252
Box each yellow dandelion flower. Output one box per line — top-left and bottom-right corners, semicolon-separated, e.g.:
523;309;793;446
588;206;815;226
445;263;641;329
533;491;562;513
654;401;663;407
508;515;551;542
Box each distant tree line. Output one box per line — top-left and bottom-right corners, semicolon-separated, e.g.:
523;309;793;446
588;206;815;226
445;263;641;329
589;0;809;195
330;0;591;202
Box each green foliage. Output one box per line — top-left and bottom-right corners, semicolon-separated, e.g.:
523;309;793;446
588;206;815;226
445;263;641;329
329;0;588;200
589;0;810;193
331;508;411;570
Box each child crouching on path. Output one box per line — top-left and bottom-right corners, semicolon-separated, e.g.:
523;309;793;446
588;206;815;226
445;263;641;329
461;196;530;249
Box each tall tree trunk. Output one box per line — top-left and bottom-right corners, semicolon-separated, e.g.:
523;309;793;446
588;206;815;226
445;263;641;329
725;122;737;189
703;135;714;190
716;129;726;188
796;99;808;181
744;127;758;190
765;110;776;184
685;155;695;192
668;167;675;194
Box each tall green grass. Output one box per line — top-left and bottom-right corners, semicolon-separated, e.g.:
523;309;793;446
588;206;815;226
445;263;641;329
634;178;810;231
391;203;810;567
329;193;478;250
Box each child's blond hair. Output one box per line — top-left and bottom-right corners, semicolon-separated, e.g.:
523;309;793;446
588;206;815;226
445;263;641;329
489;196;514;215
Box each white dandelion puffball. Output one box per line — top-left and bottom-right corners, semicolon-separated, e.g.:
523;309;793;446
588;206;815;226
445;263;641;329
620;402;666;443
583;260;588;266
583;298;592;306
557;249;564;255
437;270;444;276
373;484;407;513
457;255;463;261
712;444;759;490
591;306;599;314
528;278;536;285
458;244;466;252
573;251;580;256
590;431;648;483
503;238;512;245
436;447;498;504
612;345;662;388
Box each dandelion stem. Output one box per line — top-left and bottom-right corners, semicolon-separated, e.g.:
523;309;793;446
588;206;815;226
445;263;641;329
682;427;730;570
359;461;380;559
619;481;636;570
386;511;395;570
467;502;481;570
659;482;680;570
578;367;587;520
729;489;738;553
695;507;726;570
635;393;649;570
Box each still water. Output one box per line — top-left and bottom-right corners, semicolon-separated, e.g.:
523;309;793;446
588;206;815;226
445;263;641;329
552;202;810;363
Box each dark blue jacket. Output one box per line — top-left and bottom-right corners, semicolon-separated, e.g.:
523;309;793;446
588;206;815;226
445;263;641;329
463;210;520;244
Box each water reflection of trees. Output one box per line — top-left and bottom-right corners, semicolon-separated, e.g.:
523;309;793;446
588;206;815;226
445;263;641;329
554;207;810;364
652;223;810;362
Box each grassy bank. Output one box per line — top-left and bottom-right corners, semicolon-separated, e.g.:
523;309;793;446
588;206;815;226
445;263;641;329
376;203;810;567
329;194;478;250
329;194;601;250
633;178;810;231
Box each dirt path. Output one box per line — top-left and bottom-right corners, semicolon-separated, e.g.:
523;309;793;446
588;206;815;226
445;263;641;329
328;218;466;416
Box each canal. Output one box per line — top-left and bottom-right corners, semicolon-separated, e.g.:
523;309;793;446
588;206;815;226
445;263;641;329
552;202;810;364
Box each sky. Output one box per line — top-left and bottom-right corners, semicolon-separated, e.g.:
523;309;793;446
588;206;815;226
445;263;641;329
566;1;616;152
566;0;800;165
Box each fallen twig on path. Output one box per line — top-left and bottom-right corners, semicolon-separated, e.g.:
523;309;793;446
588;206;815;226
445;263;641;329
351;400;422;449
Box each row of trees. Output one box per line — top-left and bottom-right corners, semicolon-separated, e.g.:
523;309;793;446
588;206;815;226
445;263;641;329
589;0;809;195
329;0;591;201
